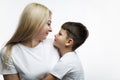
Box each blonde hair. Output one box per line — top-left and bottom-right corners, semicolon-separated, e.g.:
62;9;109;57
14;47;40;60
4;3;52;64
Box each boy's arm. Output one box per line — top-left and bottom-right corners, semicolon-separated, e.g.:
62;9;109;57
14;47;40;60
42;73;59;80
3;74;20;80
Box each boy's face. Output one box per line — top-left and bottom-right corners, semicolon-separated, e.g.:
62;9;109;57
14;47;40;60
53;28;68;49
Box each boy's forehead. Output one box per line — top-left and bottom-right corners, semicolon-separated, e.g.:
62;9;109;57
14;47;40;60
60;28;67;33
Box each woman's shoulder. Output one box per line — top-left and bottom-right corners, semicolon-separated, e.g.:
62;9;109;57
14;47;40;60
0;47;6;56
0;44;20;57
0;47;9;61
43;38;54;45
42;38;58;51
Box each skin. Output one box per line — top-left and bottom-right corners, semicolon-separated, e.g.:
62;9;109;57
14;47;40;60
43;73;58;80
33;19;52;42
3;74;20;80
3;19;52;80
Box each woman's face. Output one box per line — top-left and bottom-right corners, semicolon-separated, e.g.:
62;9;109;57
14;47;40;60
34;18;52;41
53;28;68;49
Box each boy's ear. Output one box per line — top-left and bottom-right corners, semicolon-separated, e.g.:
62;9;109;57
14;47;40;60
65;38;74;46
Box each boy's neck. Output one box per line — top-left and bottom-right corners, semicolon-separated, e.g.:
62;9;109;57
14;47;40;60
59;49;73;57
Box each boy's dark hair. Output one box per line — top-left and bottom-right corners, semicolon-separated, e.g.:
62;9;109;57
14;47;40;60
62;22;89;51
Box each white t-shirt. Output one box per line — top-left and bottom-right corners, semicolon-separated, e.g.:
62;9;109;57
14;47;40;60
0;39;59;80
50;52;84;80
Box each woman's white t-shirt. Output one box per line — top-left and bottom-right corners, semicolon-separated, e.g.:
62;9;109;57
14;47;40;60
0;39;59;80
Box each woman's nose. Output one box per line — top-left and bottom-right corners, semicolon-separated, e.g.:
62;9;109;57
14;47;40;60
49;27;52;32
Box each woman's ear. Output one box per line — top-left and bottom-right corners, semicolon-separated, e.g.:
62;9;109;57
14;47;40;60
65;38;74;46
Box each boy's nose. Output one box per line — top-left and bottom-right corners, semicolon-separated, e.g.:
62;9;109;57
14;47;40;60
54;34;57;38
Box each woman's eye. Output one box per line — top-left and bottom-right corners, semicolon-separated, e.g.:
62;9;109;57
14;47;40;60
47;23;51;26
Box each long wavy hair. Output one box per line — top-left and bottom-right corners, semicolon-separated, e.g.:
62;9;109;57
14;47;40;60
4;3;52;64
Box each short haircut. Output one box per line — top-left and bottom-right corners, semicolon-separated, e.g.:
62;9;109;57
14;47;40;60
62;22;89;50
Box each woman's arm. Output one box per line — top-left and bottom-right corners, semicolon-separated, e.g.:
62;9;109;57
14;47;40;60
3;74;20;80
43;73;59;80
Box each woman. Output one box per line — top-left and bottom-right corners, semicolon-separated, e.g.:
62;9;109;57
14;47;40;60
0;3;59;80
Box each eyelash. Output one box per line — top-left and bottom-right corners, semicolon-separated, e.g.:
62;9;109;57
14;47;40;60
59;32;62;35
47;23;51;26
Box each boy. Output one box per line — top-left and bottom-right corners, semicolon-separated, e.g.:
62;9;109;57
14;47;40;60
43;22;89;80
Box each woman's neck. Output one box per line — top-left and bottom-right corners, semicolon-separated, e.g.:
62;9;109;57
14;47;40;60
21;39;41;48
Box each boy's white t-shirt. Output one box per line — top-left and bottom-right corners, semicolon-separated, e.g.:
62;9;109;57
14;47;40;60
0;39;59;80
50;52;84;80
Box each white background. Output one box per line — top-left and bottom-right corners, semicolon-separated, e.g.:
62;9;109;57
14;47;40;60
0;0;120;80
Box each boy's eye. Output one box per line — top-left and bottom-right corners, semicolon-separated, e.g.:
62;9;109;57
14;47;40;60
59;32;62;35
